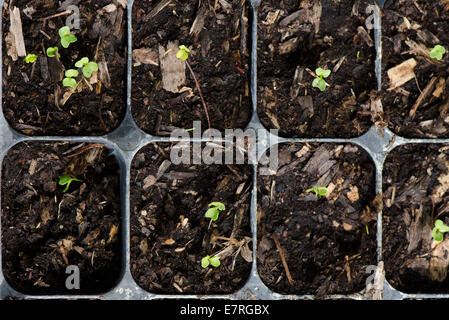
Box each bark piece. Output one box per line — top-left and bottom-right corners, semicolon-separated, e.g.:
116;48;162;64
158;41;186;93
9;7;26;57
133;48;159;66
387;58;417;90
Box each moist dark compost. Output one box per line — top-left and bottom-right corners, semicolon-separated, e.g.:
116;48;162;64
383;144;449;293
257;143;377;295
2;0;127;136
381;0;449;138
131;0;252;136
1;142;122;294
130;143;253;294
257;0;376;138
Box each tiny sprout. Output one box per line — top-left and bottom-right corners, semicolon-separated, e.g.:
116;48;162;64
312;67;331;92
306;186;327;198
205;202;225;222
46;47;60;58
24;54;38;63
432;219;449;242
75;57;98;78
63;69;79;88
59;26;77;48
58;174;82;192
176;45;190;61
430;45;446;60
201;255;221;268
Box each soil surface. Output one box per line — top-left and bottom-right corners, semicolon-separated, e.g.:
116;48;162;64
1;142;122;294
257;143;377;295
131;0;252;136
2;0;127;136
257;0;376;138
130;143;253;294
381;0;449;138
383;144;449;293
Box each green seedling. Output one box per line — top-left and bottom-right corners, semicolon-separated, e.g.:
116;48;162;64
75;57;98;78
62;69;79;88
58;174;82;192
59;26;77;48
312;67;331;92
176;45;190;61
205;202;225;221
176;44;211;128
432;219;449;242
201;255;221;268
205;202;226;229
46;46;60;58
24;53;38;63
306;186;328;198
430;45;446;61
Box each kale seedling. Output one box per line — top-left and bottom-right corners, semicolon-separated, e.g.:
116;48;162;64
46;46;60;58
306;186;327;198
312;68;331;92
58;174;82;192
75;57;98;78
430;45;446;61
24;53;38;63
432;219;449;242
201;255;221;268
205;201;225;226
58;26;77;48
176;45;211;128
63;69;79;88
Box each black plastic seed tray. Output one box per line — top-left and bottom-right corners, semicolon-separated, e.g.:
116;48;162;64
0;0;448;300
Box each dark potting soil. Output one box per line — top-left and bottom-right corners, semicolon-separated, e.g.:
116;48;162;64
381;0;449;138
383;144;449;293
257;0;376;138
257;143;377;295
2;0;127;136
130;143;253;294
1;142;122;294
131;0;252;136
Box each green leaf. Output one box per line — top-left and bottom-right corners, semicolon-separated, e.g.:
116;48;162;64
201;256;210;268
209;256;221;268
58;174;72;186
65;69;79;78
435;219;444;228
430;45;446;60
61;34;77;48
58;26;71;37
82;62;98;78
321;69;331;78
205;208;219;221
24;54;38;63
176;50;188;61
176;45;190;61
312;77;322;88
317;187;328;196
313;77;327;91
440;224;449;233
315;68;325;76
433;228;444;242
209;202;225;211
63;77;77;88
46;47;59;58
58;174;82;192
179;45;190;53
75;57;89;68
